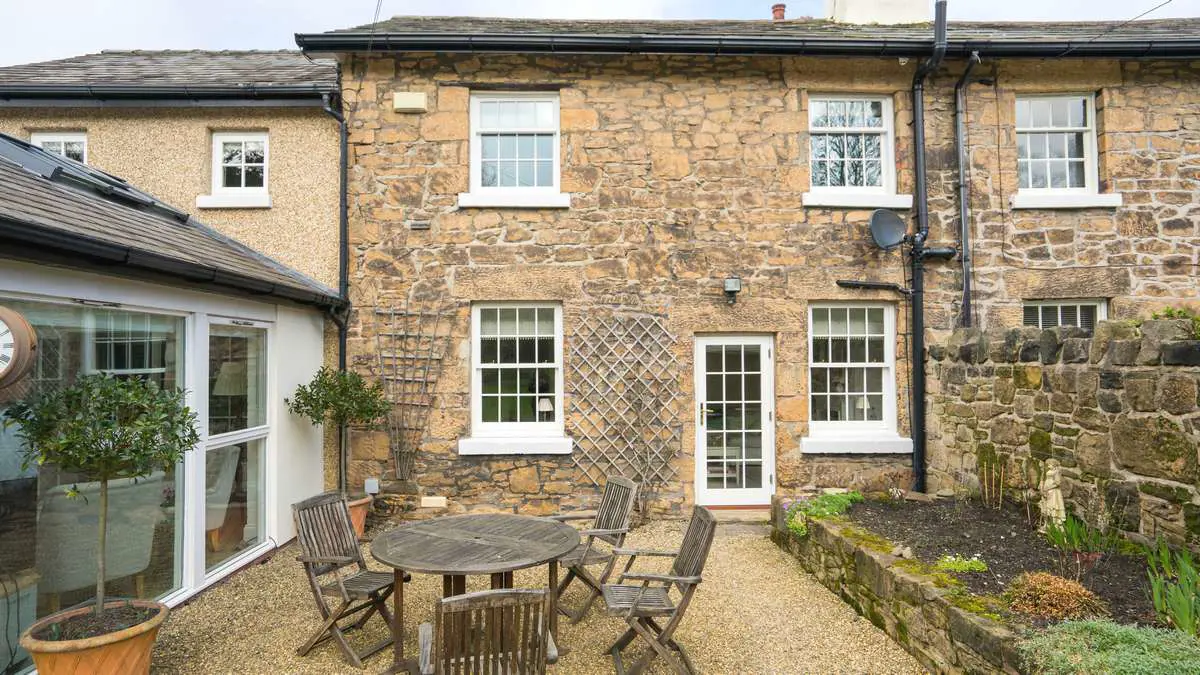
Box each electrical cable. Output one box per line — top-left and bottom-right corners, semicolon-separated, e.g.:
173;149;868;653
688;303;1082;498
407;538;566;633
1057;0;1176;58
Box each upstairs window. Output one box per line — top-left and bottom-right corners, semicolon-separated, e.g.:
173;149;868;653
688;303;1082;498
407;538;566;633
199;132;270;208
31;131;87;163
461;92;568;208
804;96;909;208
1023;300;1106;333
1016;95;1096;192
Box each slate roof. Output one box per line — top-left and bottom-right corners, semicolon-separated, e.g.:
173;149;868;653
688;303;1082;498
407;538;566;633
297;15;1200;58
0;133;342;309
0;50;337;99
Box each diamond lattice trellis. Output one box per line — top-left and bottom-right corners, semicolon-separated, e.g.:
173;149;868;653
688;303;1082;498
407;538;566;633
567;312;681;494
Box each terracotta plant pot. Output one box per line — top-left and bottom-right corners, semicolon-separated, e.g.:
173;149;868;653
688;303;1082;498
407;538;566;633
347;493;373;540
19;599;168;675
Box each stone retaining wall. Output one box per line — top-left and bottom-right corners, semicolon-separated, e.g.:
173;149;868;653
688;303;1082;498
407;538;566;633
927;319;1200;546
770;499;1021;674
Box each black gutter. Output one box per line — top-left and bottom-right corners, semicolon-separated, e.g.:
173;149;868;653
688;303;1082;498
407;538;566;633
0;83;332;100
955;52;982;328
0;216;347;311
322;80;352;495
296;31;1200;59
909;0;948;495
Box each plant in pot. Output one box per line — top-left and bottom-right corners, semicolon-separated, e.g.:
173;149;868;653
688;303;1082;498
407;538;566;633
3;374;199;675
286;367;389;538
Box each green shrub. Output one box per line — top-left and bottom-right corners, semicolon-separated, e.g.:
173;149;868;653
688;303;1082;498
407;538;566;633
1005;572;1108;621
1146;541;1200;637
785;491;864;537
1044;515;1119;580
935;554;988;573
1151;307;1200;339
1019;620;1200;675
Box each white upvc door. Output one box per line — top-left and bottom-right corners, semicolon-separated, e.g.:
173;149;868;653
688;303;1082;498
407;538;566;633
694;335;776;506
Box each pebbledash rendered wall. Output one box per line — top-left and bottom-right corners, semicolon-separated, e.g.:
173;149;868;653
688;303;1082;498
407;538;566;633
339;51;1200;513
927;320;1200;547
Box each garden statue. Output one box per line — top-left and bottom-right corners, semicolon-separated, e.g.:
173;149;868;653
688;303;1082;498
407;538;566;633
1039;459;1067;532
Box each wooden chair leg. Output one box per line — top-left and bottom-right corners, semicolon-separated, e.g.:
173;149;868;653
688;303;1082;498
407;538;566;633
207;528;221;552
629;617;687;675
298;601;349;657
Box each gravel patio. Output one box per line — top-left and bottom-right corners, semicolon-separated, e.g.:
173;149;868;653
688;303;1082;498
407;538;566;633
151;518;922;674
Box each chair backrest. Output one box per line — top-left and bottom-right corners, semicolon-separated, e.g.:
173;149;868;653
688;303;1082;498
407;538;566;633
292;491;364;576
670;506;717;590
593;476;638;545
433;589;550;675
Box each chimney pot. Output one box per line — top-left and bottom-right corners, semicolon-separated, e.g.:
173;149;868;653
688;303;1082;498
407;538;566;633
772;3;786;20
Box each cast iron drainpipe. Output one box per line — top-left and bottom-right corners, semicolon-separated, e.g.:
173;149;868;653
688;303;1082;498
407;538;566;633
321;88;351;494
910;0;948;494
955;52;982;328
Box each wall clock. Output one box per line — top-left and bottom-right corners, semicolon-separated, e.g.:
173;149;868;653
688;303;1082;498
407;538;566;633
0;306;38;390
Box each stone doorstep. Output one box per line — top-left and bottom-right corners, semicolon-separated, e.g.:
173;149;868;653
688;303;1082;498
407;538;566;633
769;503;1022;675
708;507;771;523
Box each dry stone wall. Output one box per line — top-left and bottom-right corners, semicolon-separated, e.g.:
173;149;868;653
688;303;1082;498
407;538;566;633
928;319;1200;546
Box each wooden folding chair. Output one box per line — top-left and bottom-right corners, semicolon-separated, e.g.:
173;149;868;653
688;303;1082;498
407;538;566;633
292;492;404;669
602;506;717;675
549;475;638;623
417;588;555;675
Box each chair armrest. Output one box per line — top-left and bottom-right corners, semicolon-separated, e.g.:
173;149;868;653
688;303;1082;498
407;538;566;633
620;572;701;585
418;622;434;675
612;548;678;557
296;554;356;565
579;527;629;537
549;512;596;522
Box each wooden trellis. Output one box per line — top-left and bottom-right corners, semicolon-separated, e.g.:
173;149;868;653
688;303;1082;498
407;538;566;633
373;307;455;481
566;312;681;506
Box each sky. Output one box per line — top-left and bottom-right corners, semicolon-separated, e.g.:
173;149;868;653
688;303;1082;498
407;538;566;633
2;0;1199;66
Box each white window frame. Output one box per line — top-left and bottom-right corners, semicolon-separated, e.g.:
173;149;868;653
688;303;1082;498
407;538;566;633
802;303;911;454
1011;94;1121;209
1022;299;1107;332
459;302;570;455
197;131;271;209
459;92;570;209
803;95;913;209
31;131;87;163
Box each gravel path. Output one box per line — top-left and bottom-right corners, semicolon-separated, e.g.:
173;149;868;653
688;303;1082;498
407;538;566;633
153;519;923;674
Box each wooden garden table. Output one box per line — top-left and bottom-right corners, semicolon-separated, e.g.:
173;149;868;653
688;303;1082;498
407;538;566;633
371;513;581;674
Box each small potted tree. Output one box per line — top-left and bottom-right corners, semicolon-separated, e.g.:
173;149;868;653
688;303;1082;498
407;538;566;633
286;367;389;538
4;374;198;675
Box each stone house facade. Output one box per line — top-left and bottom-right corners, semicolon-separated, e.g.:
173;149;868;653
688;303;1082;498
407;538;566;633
296;14;1200;514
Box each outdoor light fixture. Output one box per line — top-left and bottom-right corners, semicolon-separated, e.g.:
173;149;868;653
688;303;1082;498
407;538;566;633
364;477;380;495
723;277;742;305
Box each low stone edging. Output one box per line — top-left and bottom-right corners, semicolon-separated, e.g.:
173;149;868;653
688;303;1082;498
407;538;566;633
770;499;1023;674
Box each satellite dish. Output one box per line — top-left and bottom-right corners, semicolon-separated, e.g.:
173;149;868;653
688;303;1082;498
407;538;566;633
868;209;908;251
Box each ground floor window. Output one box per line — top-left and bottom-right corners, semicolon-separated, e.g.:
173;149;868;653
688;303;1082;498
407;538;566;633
1022;300;1105;333
0;299;185;673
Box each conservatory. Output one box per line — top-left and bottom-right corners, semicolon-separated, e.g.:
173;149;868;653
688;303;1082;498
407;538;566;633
0;135;338;673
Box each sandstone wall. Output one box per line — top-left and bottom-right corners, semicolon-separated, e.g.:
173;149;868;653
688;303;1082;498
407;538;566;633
928;320;1200;546
341;52;1199;512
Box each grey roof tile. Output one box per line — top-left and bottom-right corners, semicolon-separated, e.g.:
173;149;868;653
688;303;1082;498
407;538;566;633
0;50;336;90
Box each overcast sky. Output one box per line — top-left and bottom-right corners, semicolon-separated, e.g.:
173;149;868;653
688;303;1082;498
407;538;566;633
2;0;1198;66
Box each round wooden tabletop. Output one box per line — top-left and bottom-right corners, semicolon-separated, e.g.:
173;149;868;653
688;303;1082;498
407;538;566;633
371;514;581;576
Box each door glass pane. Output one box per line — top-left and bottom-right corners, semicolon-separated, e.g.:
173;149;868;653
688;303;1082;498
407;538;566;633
0;300;186;674
209;325;267;436
745;463;763;489
205;439;264;571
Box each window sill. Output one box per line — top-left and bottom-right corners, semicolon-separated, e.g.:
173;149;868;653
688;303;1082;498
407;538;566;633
1010;192;1123;209
802;192;914;209
457;192;571;209
457;436;573;455
196;193;272;209
801;435;913;454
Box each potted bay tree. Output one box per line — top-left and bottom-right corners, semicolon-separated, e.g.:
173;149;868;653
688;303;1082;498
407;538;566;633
286;367;389;538
4;374;198;675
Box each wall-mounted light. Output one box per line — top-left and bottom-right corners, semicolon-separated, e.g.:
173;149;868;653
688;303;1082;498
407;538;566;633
364;477;380;495
723;277;743;305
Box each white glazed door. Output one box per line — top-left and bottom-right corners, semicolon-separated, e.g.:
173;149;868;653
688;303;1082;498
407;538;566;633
694;336;775;506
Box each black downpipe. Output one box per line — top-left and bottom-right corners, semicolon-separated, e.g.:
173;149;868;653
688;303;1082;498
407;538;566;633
910;0;948;494
322;78;351;493
955;52;981;328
